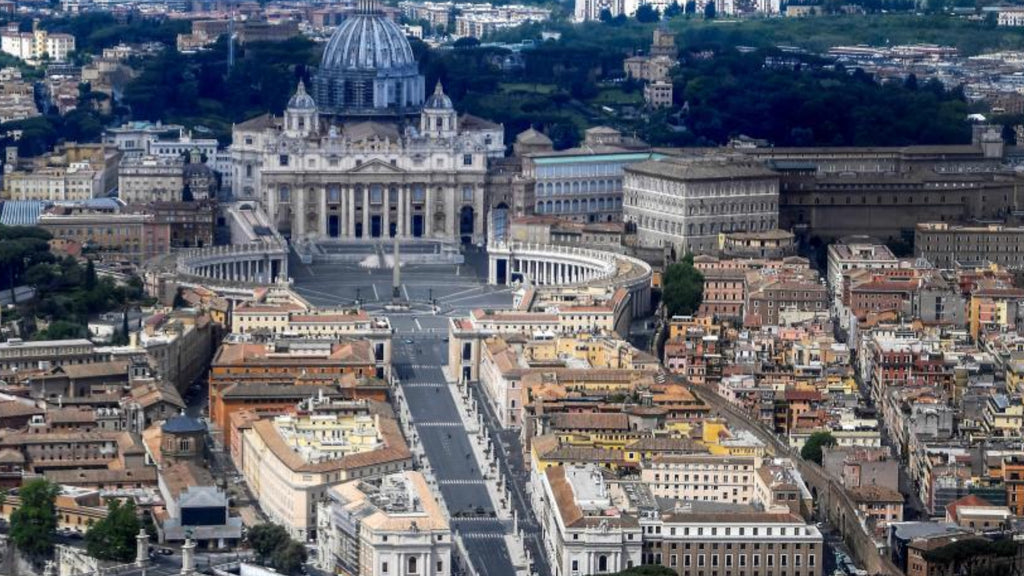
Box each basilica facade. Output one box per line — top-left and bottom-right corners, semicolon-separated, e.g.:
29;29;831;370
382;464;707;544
228;7;504;244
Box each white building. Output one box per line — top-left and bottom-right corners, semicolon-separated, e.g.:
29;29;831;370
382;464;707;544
532;464;643;576
0;23;75;64
825;240;899;304
315;471;451;576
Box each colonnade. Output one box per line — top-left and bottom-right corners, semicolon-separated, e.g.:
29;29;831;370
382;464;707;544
177;243;288;284
502;258;599;286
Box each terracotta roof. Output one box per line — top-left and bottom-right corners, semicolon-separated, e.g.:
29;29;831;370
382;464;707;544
550;412;629;431
849;485;904;504
44;467;157;485
160;460;216;501
545;466;583;526
945;494;993;522
0;401;43;420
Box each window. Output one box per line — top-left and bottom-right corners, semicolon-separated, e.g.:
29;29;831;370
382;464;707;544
463;154;473;166
408;557;418;574
279;154;289;166
808;556;815;567
279;187;291;203
329;187;341;203
599;556;608;573
437;561;443;573
245;164;253;178
573;560;579;572
382;562;389;574
462;186;474;202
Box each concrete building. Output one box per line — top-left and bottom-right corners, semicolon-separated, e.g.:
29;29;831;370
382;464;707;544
915;222;1024;269
118;155;185;205
240;406;411;540
623;157;779;256
315;471;451;576
38;201;172;264
641;455;760;504
826;240;899;305
2;143;121;201
522;130;655;225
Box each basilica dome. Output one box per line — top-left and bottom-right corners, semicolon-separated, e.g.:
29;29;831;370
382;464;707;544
320;15;416;72
312;8;425;117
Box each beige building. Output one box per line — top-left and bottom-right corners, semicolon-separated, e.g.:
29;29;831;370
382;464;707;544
241;407;411;540
2;143;121;201
118;155;185;204
316;471;451;576
38;202;172;264
641;455;760;504
644;80;673;109
623;157;779;255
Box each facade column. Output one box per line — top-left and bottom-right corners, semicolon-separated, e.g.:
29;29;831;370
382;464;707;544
295;187;306;238
425;187;434;238
405;186;413;237
448;187;457;240
362;187;370;239
347;187;356;238
383;187;391;237
319;187;327;238
397;186;405;237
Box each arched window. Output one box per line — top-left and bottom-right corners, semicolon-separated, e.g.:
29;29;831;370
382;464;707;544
408;556;418;574
599;556;608;573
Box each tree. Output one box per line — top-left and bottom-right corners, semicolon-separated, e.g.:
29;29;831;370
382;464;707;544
610;567;678;576
599;7;614;21
10;479;59;557
248;523;290;562
635;4;661;22
665;1;683;17
84;259;97;290
248;523;307;575
270;540;308;575
685;0;697;15
662;254;705;317
85;500;141;562
704;0;717;18
800;431;837;465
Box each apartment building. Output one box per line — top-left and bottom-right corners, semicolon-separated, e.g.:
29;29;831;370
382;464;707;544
118;155;185;204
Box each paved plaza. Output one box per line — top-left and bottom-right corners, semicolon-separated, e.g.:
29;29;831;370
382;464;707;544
289;243;513;321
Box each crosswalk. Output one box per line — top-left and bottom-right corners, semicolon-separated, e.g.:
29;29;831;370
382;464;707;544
457;533;506;540
402;382;449;388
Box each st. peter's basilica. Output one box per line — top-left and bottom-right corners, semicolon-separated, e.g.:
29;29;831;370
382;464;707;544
228;3;505;244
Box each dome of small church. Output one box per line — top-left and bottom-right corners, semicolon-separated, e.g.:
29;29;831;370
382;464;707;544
288;81;316;110
424;82;453;110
